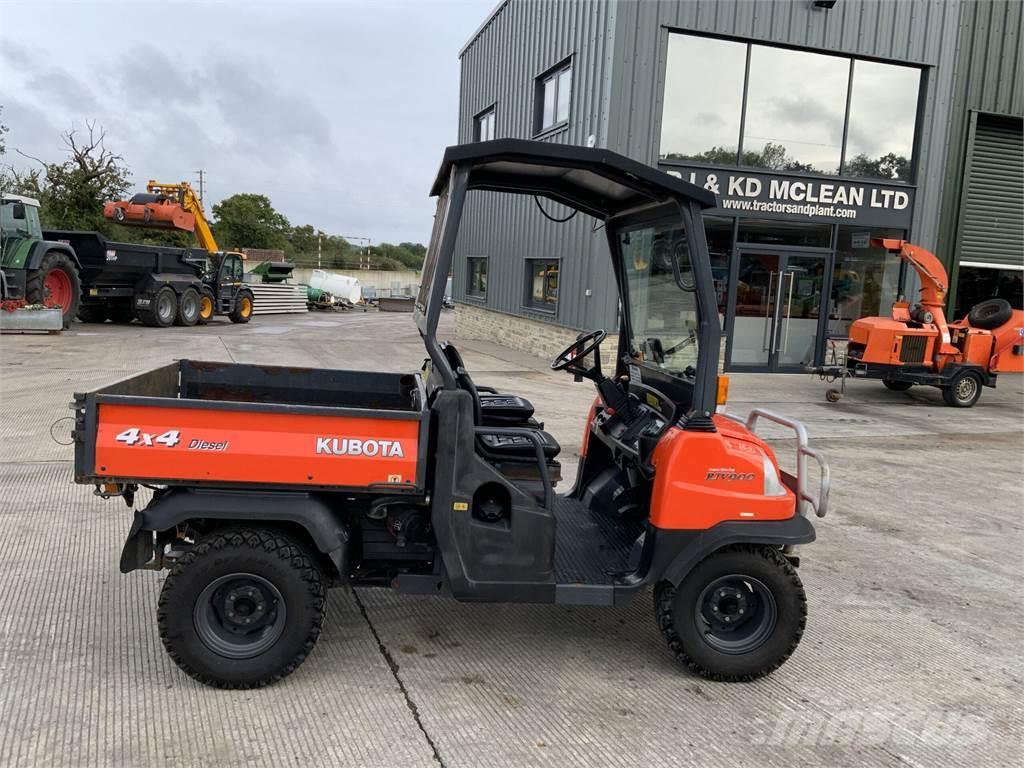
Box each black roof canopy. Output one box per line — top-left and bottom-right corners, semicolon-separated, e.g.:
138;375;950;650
430;139;718;219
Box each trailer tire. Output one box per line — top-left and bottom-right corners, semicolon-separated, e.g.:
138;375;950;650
26;251;81;328
197;288;215;325
139;286;177;328
942;369;982;408
967;298;1012;330
77;305;108;323
229;290;254;324
883;379;913;391
157;527;326;689
175;288;200;327
654;545;806;682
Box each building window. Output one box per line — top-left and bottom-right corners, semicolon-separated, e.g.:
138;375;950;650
659;32;922;181
467;257;488;298
844;60;920;180
525;259;559;310
536;60;572;133
829;227;905;336
474;107;495;142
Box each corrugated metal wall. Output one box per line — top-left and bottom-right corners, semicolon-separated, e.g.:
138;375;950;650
937;0;1024;307
956;115;1024;268
454;0;1019;331
454;0;620;332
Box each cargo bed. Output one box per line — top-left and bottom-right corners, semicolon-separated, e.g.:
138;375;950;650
74;361;429;493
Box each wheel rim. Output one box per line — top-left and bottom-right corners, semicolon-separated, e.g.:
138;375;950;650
193;572;286;659
240;296;252;317
200;295;213;319
956;376;978;403
42;268;73;310
695;574;777;655
157;292;175;323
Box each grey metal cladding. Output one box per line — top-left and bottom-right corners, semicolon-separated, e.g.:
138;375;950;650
455;0;1022;328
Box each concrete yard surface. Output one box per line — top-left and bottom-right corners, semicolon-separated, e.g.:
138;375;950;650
1;311;1023;767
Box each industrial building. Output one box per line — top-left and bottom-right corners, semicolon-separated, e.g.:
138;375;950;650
451;0;1023;372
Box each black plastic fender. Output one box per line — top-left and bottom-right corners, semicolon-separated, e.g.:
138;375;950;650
655;515;816;587
119;488;350;576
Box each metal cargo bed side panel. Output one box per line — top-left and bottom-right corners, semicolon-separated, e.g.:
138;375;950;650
91;402;422;489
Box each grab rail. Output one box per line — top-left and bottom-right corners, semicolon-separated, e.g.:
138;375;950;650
726;409;830;518
474;426;554;512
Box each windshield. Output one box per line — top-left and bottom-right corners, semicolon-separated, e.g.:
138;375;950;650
620;222;700;377
416;189;450;312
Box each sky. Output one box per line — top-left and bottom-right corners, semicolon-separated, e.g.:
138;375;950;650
0;0;495;244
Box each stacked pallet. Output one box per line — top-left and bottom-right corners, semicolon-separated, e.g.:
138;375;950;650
248;283;308;315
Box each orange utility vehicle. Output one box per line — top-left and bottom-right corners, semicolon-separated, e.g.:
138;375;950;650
815;238;1024;407
73;141;829;689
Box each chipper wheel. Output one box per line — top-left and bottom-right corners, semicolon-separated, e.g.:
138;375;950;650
157;527;326;689
941;369;983;408
654;545;806;682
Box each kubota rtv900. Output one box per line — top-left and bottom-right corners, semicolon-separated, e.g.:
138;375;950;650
74;141;829;688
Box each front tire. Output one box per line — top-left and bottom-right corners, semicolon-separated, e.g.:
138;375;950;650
942;369;982;408
229;290;254;324
158;528;326;689
655;545;806;682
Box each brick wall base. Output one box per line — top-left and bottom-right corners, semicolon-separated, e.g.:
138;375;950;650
455;303;579;360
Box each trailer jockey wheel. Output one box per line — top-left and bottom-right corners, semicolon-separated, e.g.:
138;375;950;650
158;527;326;689
825;389;842;403
654;545;806;682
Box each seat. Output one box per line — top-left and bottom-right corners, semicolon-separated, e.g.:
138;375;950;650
442;343;538;427
477;429;561;460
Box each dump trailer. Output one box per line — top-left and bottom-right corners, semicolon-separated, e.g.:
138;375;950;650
48;231;255;327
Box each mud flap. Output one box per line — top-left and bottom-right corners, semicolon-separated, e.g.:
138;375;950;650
119;510;156;573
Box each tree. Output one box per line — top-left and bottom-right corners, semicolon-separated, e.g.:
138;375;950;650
844;152;910;180
17;122;132;232
211;193;290;250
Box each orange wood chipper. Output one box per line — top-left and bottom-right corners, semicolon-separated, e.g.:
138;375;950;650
814;239;1023;407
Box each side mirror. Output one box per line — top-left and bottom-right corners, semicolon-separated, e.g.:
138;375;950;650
11;203;26;220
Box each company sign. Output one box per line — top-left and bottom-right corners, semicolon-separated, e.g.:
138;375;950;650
661;165;915;228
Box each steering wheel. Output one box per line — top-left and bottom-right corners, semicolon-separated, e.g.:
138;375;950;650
550;329;607;378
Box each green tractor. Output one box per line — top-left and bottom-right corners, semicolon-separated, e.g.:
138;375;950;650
0;194;81;326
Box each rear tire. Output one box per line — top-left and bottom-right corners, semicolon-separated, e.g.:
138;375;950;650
139;286;177;328
229;290;254;324
26;251;81;328
967;298;1012;330
655;545;806;682
77;305;108;323
883;379;913;391
175;288;200;327
941;369;982;408
157;527;326;689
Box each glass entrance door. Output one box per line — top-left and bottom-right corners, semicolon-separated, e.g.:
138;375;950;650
729;250;828;371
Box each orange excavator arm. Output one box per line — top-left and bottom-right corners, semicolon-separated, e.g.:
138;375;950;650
146;181;220;254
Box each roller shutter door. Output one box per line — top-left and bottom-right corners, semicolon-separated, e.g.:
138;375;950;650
958;114;1024;269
